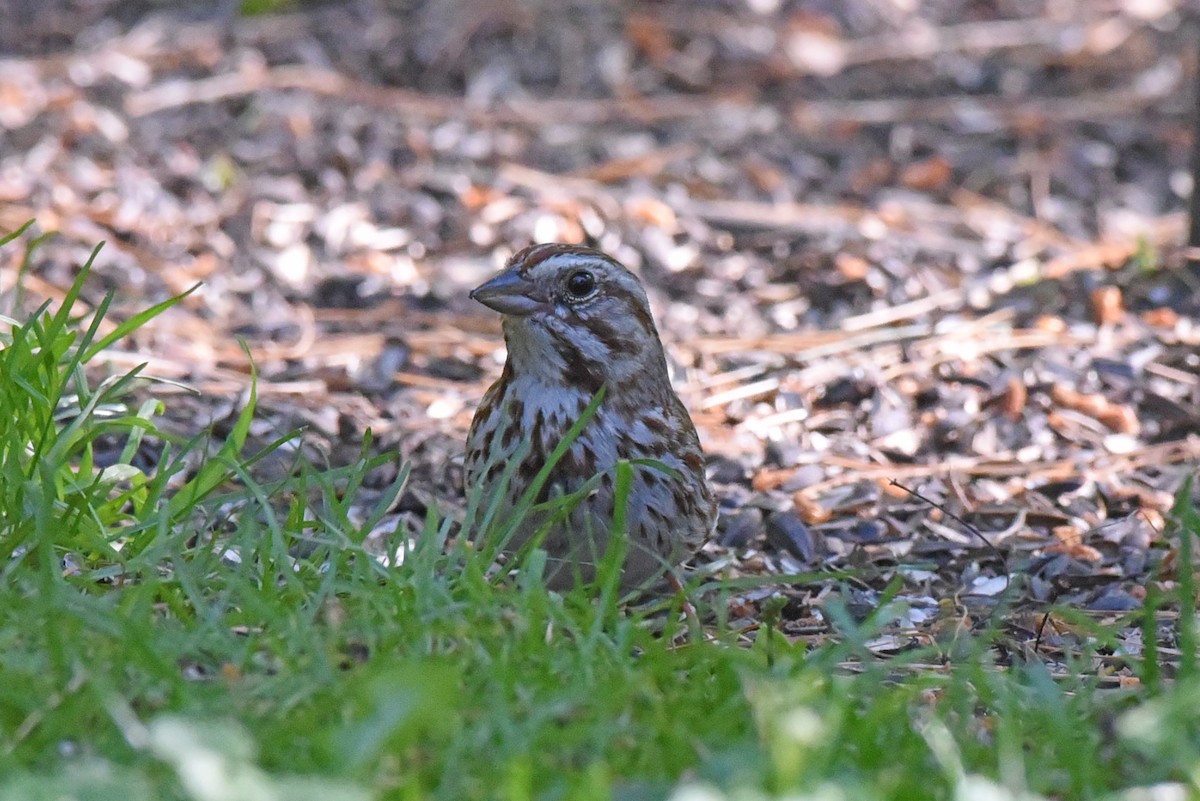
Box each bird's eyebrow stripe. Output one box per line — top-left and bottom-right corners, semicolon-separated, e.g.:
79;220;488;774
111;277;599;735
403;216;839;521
509;244;618;274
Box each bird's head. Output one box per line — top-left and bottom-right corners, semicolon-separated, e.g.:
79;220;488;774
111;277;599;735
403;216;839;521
470;244;670;393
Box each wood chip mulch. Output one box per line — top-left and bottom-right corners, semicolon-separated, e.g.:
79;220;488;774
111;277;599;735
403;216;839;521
3;0;1200;676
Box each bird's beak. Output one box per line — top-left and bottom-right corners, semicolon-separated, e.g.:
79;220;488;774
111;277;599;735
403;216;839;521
469;269;544;316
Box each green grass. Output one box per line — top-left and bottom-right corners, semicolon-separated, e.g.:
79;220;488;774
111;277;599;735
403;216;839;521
1;224;1199;800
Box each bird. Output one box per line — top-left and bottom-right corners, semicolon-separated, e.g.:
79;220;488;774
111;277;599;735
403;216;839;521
464;243;716;592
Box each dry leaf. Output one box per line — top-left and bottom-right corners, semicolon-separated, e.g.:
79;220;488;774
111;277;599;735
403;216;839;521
625;196;677;229
1091;285;1123;325
999;376;1027;421
626;13;674;64
1141;307;1179;327
835;252;870;281
793;492;832;524
899;155;953;192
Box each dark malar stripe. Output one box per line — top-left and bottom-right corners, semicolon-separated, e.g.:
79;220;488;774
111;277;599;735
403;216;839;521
585;316;641;358
629;302;656;340
553;340;605;395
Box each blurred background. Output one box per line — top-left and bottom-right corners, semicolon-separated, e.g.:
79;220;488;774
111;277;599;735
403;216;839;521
1;0;1198;610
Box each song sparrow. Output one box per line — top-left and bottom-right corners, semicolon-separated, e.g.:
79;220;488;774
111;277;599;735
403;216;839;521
464;244;716;591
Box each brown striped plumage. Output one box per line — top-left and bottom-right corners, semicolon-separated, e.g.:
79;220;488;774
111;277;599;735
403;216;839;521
464;244;715;591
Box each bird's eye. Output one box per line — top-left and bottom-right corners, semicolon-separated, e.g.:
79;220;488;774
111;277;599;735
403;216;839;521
565;269;596;298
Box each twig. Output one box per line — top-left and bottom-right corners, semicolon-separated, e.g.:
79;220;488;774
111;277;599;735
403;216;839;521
840;18;1104;67
794;439;1200;500
1189;21;1200;268
792;82;1183;130
570;143;698;183
888;480;1008;570
674;197;866;235
125;63;732;124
